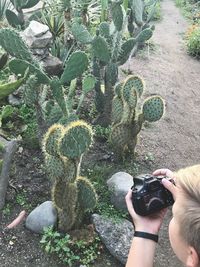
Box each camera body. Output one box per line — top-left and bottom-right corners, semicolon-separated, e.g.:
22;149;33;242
132;174;174;216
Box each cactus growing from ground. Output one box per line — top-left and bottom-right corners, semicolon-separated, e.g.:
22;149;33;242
71;0;154;126
110;75;165;159
0;27;96;138
42;120;97;232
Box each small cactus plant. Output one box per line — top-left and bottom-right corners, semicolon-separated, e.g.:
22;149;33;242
42;120;97;232
110;75;165;159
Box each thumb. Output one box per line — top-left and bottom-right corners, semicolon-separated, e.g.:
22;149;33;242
162;178;176;199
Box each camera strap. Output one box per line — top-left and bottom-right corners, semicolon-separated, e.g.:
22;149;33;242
134;231;159;243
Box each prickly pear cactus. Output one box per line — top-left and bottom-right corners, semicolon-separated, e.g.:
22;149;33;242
110;75;165;159
42;120;97;232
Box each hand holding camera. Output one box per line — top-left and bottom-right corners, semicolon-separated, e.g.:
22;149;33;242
125;169;175;234
131;174;175;216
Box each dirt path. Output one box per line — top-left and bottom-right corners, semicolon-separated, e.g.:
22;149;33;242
124;0;200;266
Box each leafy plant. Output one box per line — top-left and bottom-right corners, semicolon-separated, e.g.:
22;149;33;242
93;124;111;140
2;203;11;215
186;25;200;57
40;226;101;266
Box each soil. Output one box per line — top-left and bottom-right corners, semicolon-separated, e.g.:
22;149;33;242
0;0;200;266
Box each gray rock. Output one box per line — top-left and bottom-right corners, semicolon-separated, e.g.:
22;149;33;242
107;172;133;211
92;214;134;264
22;21;52;49
25;201;57;234
24;20;49;38
31;48;49;57
43;55;63;76
8;95;22;106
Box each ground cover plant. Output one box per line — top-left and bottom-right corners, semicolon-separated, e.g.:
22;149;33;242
175;0;200;57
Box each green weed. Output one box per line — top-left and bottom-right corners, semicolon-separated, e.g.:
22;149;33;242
16;190;32;210
2;203;11;216
40;226;101;267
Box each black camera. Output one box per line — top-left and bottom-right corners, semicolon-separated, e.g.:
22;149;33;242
132;174;174;216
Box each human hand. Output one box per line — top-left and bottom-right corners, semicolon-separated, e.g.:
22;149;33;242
153;168;177;200
125;190;167;235
153;168;174;179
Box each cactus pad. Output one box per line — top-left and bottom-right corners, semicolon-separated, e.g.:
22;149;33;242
118;38;136;65
111;1;124;32
99;22;110;38
105;63;118;86
0;28;37;65
92;36;110;63
9;58;49;84
142;96;165;122
136;28;153;43
114;82;123;98
42;124;64;155
59;120;93;159
61;51;88;84
110;123;132;150
76;176;97;211
111;96;124;124
45;154;66;180
122;77;138;109
71;22;93;44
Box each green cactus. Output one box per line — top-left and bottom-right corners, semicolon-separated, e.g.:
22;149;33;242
76;176;97;211
42;124;65;156
71;22;92;44
92;35;111;64
142;96;164;122
110;75;165;159
6;0;40;28
0;52;8;71
61;51;89;84
42;120;97;232
67;0;156;126
0;68;29;100
136;28;153;43
99;22;110;39
9;58;50;84
0;28;37;66
59;120;93;159
111;1;124;32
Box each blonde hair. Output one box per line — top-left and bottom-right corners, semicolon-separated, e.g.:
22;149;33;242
174;165;200;254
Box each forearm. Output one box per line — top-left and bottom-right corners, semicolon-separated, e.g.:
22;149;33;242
126;237;156;267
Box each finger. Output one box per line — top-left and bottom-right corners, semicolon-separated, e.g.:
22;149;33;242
162;178;176;199
125;190;137;217
153;169;174;178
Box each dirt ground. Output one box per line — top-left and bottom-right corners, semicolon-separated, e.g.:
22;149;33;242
0;0;200;266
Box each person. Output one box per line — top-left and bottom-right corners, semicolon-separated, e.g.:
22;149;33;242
125;165;200;267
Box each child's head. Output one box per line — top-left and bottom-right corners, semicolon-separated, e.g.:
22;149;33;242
169;165;200;267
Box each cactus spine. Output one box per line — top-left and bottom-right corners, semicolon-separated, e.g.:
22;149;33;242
110;75;165;159
42;120;97;232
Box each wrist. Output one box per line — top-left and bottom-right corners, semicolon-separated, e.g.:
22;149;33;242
134;227;159;235
134;231;159;243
